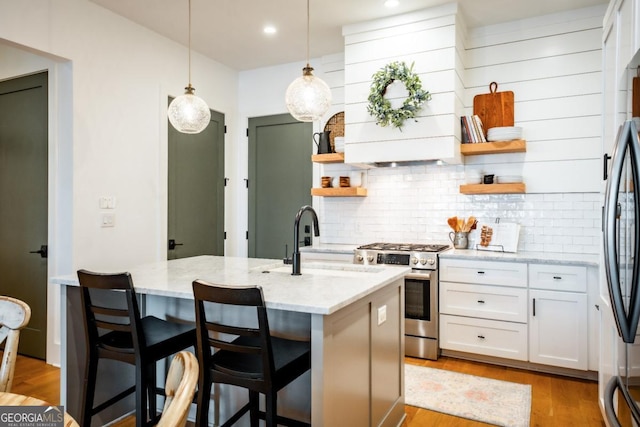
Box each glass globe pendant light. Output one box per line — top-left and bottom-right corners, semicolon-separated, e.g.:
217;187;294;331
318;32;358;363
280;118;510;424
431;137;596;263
168;0;211;134
285;0;332;122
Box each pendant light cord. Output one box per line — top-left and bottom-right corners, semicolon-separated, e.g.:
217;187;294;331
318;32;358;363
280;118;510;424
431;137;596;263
188;0;192;86
306;0;310;67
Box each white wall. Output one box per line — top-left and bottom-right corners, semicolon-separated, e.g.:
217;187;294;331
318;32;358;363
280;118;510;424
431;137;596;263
0;0;239;364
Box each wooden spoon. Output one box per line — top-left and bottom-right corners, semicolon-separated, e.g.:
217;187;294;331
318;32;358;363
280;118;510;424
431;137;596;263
447;217;457;231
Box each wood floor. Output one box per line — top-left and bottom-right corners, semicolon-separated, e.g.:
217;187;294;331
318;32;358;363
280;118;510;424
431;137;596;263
9;354;605;426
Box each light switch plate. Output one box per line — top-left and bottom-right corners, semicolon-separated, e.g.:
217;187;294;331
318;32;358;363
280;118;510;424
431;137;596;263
377;305;387;326
101;213;115;227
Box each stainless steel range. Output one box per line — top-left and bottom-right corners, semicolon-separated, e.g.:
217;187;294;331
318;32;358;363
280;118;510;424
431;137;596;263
354;242;450;360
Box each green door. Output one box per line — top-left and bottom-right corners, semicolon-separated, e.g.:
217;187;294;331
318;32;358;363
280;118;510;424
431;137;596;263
0;72;48;359
168;102;225;259
248;114;312;260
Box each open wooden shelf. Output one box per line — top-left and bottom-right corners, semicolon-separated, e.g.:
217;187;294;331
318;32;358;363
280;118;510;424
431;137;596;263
311;187;367;197
311;153;345;163
460;139;526;156
459;183;526;194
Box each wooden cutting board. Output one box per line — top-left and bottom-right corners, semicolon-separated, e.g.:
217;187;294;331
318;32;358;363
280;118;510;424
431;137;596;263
473;82;514;132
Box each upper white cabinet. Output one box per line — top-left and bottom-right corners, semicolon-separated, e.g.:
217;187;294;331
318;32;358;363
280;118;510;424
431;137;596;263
342;4;463;166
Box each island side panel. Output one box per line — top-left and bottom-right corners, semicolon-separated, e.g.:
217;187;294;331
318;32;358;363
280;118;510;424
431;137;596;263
371;280;405;427
311;278;405;427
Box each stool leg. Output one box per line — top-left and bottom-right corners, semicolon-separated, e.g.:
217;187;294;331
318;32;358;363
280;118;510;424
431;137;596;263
80;352;98;427
195;371;211;427
146;362;157;423
135;362;147;427
264;391;277;427
249;390;259;427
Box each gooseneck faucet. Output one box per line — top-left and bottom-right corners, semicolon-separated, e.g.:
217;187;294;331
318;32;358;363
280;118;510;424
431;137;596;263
292;205;320;275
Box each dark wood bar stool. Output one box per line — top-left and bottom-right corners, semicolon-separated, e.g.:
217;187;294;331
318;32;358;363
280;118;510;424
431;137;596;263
77;269;196;427
192;280;311;427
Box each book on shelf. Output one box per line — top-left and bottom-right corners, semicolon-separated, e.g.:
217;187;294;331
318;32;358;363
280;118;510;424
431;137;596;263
460;115;487;143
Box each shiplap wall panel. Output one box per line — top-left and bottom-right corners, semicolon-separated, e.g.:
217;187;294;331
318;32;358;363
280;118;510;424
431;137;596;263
346;114;457;143
345;91;455;124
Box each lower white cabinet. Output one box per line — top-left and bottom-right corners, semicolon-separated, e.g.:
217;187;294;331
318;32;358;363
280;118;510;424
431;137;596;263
529;289;588;370
440;258;594;372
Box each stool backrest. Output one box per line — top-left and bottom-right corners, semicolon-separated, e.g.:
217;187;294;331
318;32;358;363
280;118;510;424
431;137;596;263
0;296;31;392
192;280;274;390
157;351;198;427
77;269;144;359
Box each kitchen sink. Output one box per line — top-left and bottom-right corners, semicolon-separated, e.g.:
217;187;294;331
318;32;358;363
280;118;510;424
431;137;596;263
257;263;383;277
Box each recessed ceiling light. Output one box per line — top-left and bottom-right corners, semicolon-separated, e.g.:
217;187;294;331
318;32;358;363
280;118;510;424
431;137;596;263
263;25;277;35
384;0;399;7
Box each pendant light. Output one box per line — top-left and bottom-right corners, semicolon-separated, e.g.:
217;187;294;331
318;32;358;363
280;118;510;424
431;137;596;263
285;0;332;122
167;0;211;134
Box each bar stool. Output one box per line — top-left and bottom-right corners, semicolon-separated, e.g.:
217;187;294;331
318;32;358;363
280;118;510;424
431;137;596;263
77;269;196;427
192;279;311;427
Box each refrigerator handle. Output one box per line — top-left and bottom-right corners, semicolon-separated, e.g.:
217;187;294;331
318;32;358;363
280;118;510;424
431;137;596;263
625;120;640;340
604;120;634;342
605;376;624;427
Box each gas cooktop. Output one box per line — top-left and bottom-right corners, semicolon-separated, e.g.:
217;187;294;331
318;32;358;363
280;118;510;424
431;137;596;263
357;243;450;253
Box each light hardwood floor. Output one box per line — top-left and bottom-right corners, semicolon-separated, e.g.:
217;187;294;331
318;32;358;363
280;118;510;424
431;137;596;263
10;354;605;426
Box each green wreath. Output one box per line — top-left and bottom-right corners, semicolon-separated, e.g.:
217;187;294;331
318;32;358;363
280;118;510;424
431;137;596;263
366;61;430;129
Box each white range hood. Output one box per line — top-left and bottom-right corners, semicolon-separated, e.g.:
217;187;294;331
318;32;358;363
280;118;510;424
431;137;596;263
342;3;464;167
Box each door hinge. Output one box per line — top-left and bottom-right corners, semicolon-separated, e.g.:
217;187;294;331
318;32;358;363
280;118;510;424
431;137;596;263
246;128;249;137
224;231;227;239
224;178;229;186
244;178;249;188
246;231;249;240
224;125;227;134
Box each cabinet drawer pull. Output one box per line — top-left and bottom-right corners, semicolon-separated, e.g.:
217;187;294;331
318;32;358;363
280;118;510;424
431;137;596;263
477;300;485;304
553;276;562;280
477;271;485;275
533;298;536;316
477;335;485;339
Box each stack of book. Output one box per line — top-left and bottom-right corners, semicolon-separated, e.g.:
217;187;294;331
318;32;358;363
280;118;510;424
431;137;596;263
461;115;487;143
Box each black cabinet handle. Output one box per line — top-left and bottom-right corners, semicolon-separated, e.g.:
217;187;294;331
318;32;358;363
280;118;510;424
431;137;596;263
477;300;485;304
553;276;562;280
604;153;612;180
477;271;485;275
533;298;536;316
29;245;48;258
477;335;485;339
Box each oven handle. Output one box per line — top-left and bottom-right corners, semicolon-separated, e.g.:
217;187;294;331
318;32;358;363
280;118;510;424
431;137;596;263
405;271;433;280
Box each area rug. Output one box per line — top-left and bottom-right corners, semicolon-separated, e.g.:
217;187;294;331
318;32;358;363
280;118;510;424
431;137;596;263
404;363;531;427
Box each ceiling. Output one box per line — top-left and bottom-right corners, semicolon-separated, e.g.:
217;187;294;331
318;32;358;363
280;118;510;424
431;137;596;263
90;0;609;71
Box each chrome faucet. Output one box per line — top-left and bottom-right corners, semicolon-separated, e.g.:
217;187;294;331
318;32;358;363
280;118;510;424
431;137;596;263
292;205;320;275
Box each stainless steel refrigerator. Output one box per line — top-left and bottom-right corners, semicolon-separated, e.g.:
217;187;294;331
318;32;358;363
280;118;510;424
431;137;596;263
604;119;640;426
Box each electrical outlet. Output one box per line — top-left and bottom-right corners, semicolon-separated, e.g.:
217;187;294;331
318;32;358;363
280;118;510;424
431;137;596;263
377;305;387;326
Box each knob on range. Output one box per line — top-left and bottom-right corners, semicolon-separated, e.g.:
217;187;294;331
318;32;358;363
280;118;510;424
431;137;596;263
356;255;364;262
367;255;374;263
411;257;418;265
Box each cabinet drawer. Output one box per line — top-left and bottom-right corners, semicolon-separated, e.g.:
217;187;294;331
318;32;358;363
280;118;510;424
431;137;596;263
529;264;587;292
440;259;527;288
439;314;528;361
440;281;527;323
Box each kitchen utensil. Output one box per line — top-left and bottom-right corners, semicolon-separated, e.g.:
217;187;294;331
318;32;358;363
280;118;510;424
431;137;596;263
483;174;494;184
449;231;469;249
339;176;350;187
313;131;332;154
473;82;514;136
321;176;332;188
447;217;458;231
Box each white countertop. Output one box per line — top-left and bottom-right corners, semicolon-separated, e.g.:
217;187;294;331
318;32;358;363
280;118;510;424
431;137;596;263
299;243;357;254
439;249;599;267
51;255;409;315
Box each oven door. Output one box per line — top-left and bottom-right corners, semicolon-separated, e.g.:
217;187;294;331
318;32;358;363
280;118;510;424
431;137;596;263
404;270;438;340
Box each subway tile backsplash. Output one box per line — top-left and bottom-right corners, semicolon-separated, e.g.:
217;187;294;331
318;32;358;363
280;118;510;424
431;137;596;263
317;164;602;255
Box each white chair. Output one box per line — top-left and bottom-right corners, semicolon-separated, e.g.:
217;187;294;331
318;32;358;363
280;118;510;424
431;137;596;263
0;296;31;392
157;351;198;427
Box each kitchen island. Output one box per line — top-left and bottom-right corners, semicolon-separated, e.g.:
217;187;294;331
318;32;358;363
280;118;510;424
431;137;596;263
52;255;408;427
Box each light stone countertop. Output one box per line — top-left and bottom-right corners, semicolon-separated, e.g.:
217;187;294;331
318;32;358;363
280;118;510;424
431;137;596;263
299;243;357;254
51;255;409;315
439;249;599;267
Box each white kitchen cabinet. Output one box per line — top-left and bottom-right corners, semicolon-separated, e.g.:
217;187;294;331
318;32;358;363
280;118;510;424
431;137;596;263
439;258;528;361
528;264;589;370
440;257;595;372
529;289;588;370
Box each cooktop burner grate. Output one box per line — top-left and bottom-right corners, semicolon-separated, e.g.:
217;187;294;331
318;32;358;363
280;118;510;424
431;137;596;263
357;243;450;252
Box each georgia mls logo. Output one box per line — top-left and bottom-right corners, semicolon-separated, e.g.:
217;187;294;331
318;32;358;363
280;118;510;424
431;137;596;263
0;406;64;427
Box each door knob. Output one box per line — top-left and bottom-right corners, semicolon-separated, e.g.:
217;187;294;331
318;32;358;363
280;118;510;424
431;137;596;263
168;239;184;250
29;245;48;258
